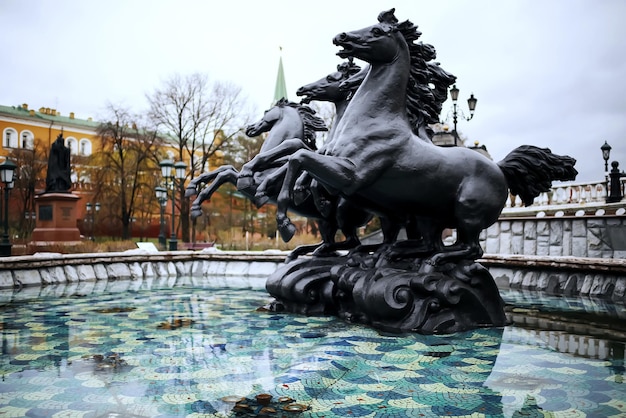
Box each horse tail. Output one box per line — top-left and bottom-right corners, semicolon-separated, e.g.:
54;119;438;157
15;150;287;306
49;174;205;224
497;145;578;206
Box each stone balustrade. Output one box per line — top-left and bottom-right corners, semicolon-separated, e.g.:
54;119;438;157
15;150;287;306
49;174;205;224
481;178;626;260
502;179;626;216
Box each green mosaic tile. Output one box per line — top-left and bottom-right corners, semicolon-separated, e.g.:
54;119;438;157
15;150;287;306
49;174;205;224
0;281;625;417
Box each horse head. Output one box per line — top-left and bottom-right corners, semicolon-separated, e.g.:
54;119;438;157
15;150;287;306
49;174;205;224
334;9;454;136
333;9;418;64
245;98;326;152
296;58;362;104
245;98;290;137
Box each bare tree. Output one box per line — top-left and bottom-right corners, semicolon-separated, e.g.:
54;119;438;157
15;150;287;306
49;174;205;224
92;104;162;240
146;73;252;242
8;141;47;239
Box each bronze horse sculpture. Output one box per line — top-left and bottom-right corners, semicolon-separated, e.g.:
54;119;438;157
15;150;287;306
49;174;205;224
245;9;577;266
185;97;371;258
254;9;578;334
185;98;325;219
252;59;365;218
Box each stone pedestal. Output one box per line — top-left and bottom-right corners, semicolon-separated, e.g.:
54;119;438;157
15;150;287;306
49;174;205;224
30;193;82;245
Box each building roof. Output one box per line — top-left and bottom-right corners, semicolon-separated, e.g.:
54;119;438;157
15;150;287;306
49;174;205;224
0;104;100;130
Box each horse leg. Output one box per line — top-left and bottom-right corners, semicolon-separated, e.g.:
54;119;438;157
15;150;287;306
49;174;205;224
254;165;288;207
276;150;361;242
287;218;338;261
189;168;240;220
426;221;484;265
239;139;312;188
185;165;236;198
313;200;370;256
293;172;312;205
350;216;400;257
190;188;211;219
309;179;336;218
380;217;442;263
426;180;504;265
426;232;483;265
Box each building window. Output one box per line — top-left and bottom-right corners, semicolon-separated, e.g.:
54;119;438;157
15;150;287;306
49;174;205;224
79;139;92;156
3;128;18;148
20;131;34;149
66;137;77;155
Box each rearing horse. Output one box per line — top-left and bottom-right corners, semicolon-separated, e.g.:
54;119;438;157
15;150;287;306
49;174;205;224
185;98;371;258
258;9;577;264
252;59;365;213
185;98;324;219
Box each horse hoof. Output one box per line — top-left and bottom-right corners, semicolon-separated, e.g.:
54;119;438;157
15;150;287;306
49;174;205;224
278;219;296;242
190;208;203;220
425;254;442;267
285;253;299;262
237;176;254;191
254;193;270;208
184;187;197;198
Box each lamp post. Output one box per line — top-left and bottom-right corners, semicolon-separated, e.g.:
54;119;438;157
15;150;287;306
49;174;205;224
85;202;100;241
159;159;187;251
0;159;17;257
448;85;477;146
601;141;612;201
601;141;612;173
155;186;168;249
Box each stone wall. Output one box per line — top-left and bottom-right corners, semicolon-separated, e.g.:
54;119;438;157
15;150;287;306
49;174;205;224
480;215;626;259
1;249;625;303
0;249;286;290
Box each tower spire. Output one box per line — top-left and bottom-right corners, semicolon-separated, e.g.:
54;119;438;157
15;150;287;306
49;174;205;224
273;46;288;104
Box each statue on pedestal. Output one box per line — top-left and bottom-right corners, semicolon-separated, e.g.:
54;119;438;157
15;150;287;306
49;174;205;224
31;132;81;245
45;133;72;193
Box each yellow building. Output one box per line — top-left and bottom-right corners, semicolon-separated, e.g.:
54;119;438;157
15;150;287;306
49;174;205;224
0;102;228;245
1;103;99;159
0;104;101;231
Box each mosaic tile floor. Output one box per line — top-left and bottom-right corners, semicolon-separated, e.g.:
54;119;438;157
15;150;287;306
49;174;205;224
1;280;625;417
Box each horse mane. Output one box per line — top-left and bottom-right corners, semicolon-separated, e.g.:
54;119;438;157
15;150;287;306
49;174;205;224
379;10;457;137
498;146;578;206
336;58;363;99
275;98;327;150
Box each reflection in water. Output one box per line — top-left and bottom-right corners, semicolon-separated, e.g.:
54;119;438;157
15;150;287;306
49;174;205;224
502;288;626;361
0;280;625;417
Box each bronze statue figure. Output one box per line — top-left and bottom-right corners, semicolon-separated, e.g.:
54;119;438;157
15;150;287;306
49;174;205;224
45;133;72;193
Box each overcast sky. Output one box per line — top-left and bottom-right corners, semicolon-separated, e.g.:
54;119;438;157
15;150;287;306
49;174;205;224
1;0;625;182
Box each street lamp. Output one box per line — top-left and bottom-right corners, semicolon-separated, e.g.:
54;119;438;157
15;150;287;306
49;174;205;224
85;202;100;241
159;159;187;250
601;141;612;173
447;85;477;146
0;159;17;257
155;186;168;249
